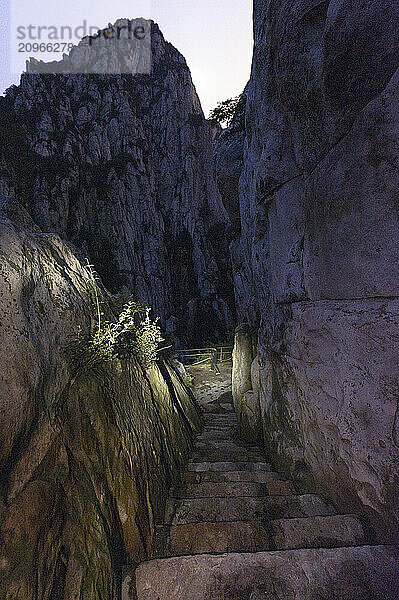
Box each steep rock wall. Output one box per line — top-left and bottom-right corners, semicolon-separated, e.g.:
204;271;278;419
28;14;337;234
219;0;399;540
0;214;201;599
0;21;234;347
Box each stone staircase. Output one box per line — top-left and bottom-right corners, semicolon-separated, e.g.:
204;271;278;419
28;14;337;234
131;390;399;599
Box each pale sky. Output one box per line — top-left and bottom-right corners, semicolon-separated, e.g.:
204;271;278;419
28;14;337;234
0;0;253;116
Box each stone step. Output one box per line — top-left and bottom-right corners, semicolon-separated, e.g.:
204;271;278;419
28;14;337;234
201;405;235;414
157;513;368;558
196;427;236;437
187;461;271;472
133;546;399;600
201;423;238;431
204;415;237;424
194;440;250;452
195;437;237;445
202;400;234;409
201;424;236;430
205;408;236;415
202;421;238;429
203;418;235;424
184;470;286;484
196;434;237;443
190;455;260;463
193;444;263;459
173;480;295;499
198;431;237;440
162;520;270;557
191;450;266;462
270;514;368;551
165;494;334;525
219;403;234;411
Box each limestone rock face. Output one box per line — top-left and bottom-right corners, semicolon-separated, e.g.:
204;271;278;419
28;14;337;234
232;324;262;443
0;21;234;346
218;1;399;539
213;96;246;235
232;324;254;411
0;216;201;599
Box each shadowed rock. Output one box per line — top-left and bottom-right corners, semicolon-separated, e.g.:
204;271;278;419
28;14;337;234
216;0;399;540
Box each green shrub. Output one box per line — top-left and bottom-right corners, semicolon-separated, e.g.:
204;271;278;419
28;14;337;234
112;301;164;367
70;265;164;373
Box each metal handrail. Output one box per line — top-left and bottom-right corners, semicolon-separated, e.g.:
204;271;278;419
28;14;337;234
176;346;233;366
178;346;233;353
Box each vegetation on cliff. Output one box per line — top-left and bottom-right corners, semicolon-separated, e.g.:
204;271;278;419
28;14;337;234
71;263;164;376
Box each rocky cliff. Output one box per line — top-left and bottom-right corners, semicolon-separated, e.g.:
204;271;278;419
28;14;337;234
217;1;399;540
0;20;234;347
0;213;202;599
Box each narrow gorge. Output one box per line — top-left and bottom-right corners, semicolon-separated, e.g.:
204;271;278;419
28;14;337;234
1;3;399;599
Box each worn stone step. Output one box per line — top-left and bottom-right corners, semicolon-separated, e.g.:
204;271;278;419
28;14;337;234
219;403;234;411
194;439;264;452
196;434;237;443
203;419;236;425
190;454;257;463
191;450;266;462
196;428;236;439
165;494;334;525
164;520;270;556
198;431;237;440
205;409;236;416
201;424;236;430
187;461;271;472
202;424;238;431
133;546;399;600
185;470;286;484
193;444;262;459
175;481;267;499
173;480;295;499
204;415;237;424
195;437;237;445
270;514;368;551
202;421;238;429
202;400;234;409
194;440;249;452
202;405;235;414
